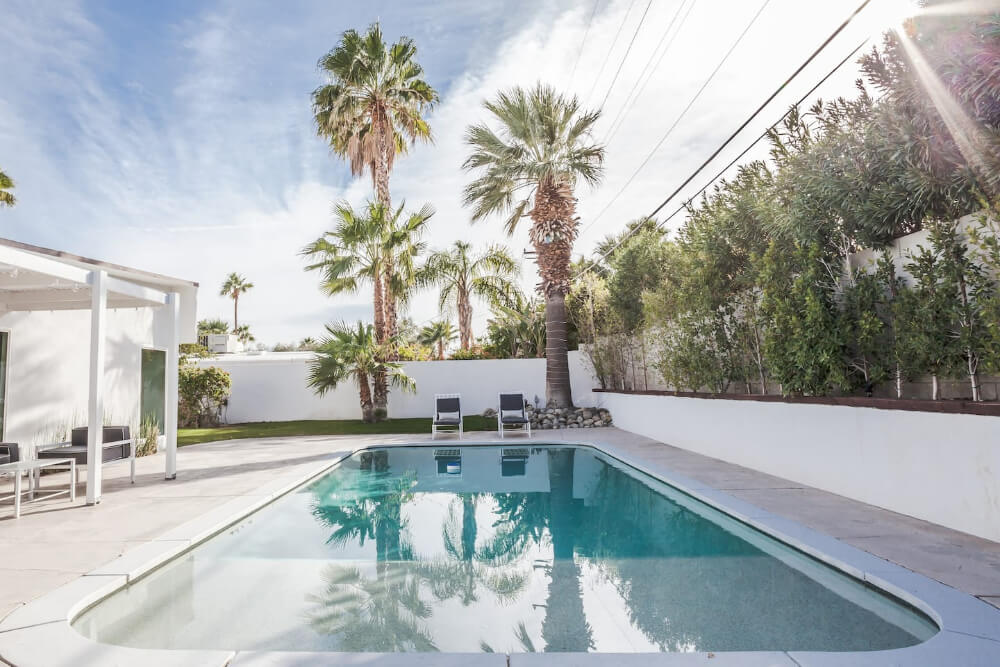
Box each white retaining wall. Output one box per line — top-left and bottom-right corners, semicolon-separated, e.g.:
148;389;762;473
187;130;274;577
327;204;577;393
196;350;596;423
598;391;1000;543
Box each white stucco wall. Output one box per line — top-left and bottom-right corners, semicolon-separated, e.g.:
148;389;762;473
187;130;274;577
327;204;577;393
195;350;597;423
598;391;1000;543
0;305;180;450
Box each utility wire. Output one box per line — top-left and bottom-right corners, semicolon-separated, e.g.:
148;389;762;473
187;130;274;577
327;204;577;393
570;0;603;87
584;0;638;105
603;0;697;144
581;0;772;236
574;36;870;281
597;0;655;110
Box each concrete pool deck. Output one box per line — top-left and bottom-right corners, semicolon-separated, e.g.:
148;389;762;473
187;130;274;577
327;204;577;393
1;427;999;665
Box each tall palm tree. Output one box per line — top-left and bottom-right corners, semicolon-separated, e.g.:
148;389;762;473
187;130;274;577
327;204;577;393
307;321;414;422
303;200;432;418
419;242;519;350
418;320;457;360
313;22;438;343
0;169;15;207
463;84;605;407
384;202;434;341
219;273;253;330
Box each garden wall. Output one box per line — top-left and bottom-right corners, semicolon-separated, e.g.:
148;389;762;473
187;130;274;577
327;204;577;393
595;389;1000;542
194;351;596;423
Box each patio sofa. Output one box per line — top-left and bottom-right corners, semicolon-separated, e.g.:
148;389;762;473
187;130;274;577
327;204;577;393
36;426;135;484
0;443;19;465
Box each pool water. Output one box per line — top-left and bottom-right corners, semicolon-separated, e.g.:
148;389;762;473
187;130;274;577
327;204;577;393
74;445;937;653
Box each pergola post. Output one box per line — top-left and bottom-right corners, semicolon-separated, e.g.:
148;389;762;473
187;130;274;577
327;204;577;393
87;270;108;505
164;292;180;480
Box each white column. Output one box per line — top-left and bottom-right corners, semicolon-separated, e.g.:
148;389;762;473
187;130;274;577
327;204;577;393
164;292;180;480
87;270;108;505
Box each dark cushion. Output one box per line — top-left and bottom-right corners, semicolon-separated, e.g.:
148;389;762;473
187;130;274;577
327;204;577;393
501;415;529;424
70;426;131;448
0;442;19;464
499;394;524;411
435;397;460;414
433;417;461;426
38;439;132;465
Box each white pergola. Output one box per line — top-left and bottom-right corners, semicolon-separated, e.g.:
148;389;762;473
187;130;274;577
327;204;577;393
0;243;181;505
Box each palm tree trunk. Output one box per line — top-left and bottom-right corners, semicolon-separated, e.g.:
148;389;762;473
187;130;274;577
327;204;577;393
457;287;473;350
437;339;444;360
372;273;389;420
233;296;238;331
530;177;578;408
359;373;375;423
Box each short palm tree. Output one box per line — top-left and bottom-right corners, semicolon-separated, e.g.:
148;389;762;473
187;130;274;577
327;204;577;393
418;241;519;350
418;320;457;360
233;324;255;346
220;273;253;330
384;202;434;342
303;200;432;418
463;84;605;407
307;321;415;423
313;23;438;341
197;318;229;337
0;169;15;207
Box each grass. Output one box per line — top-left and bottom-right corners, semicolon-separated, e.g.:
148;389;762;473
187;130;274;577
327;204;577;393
178;416;498;447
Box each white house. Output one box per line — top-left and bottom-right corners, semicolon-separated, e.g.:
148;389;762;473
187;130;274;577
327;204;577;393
0;238;197;504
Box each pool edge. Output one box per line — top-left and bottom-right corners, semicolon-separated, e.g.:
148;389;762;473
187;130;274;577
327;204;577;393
1;436;997;666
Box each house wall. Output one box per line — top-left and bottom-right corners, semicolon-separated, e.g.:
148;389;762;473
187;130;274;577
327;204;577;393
0;305;179;451
193;351;597;423
597;390;1000;543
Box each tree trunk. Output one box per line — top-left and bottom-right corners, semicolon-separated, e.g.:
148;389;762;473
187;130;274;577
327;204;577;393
529;177;578;408
544;292;574;408
358;374;375;423
437;339;444;360
931;374;940;401
233;296;238;331
457;286;473;350
372;273;388;420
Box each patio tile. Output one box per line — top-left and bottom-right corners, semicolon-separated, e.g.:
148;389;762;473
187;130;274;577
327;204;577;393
983;596;1000;609
85;539;190;582
789;630;1000;667
229;652;507;666
509;652;797;666
0;573;123;631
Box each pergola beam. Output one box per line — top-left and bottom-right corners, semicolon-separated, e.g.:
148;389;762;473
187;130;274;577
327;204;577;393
0;245;91;285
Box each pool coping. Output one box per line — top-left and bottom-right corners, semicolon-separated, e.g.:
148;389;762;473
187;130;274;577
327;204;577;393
0;437;998;666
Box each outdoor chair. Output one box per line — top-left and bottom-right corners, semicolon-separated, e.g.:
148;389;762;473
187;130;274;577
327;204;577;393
36;426;135;485
497;393;531;439
0;443;19;466
432;394;463;440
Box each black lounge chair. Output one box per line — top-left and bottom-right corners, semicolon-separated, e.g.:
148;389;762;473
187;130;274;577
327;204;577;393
36;426;135;484
497;393;531;438
0;443;19;466
432;394;463;439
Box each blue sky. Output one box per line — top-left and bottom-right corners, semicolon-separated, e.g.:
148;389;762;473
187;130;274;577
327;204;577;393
0;0;896;345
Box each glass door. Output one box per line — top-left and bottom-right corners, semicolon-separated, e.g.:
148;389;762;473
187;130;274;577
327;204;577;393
140;348;166;432
0;332;7;439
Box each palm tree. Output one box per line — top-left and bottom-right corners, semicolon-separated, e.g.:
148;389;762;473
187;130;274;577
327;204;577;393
233;324;255;346
307;321;415;422
419;242;519;350
219;273;253;330
463;84;605;407
0;169;15;207
197;318;229;337
313;22;438;343
418;320;457;360
384;202;434;341
303;200;432;418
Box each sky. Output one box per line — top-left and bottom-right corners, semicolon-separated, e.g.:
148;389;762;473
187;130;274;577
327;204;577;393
0;0;910;346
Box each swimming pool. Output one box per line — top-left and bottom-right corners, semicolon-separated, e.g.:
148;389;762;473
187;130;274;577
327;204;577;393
73;444;937;654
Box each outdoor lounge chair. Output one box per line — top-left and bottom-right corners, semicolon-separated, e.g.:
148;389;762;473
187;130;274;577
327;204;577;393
497;393;531;439
36;426;135;485
432;394;463;440
0;443;19;466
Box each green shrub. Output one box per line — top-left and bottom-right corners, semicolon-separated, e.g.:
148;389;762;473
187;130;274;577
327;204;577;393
449;347;492;360
137;415;160;457
178;366;231;428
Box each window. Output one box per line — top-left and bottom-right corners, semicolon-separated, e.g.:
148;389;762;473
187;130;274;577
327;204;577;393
140;348;166;432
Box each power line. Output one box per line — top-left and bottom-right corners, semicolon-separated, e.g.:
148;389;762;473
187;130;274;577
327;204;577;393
603;0;697;145
584;0;638;105
581;0;772;237
596;0;655;110
569;0;602;87
574;36;870;282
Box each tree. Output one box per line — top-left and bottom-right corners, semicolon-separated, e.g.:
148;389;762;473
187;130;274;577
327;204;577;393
178;366;231;428
307;321;415;422
233;324;255;346
419;241;519;350
197;318;229;338
0;169;15;207
313;22;438;341
418;320;456;360
219;273;253;330
483;292;546;360
463;84;605;407
303;200;432;419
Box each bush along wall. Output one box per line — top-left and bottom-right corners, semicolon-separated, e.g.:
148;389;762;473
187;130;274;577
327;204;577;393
570;11;1000;402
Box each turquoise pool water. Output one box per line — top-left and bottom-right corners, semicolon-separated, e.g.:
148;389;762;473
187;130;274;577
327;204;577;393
74;445;936;653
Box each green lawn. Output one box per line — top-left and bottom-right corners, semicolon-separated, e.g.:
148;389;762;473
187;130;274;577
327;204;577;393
178;416;497;447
